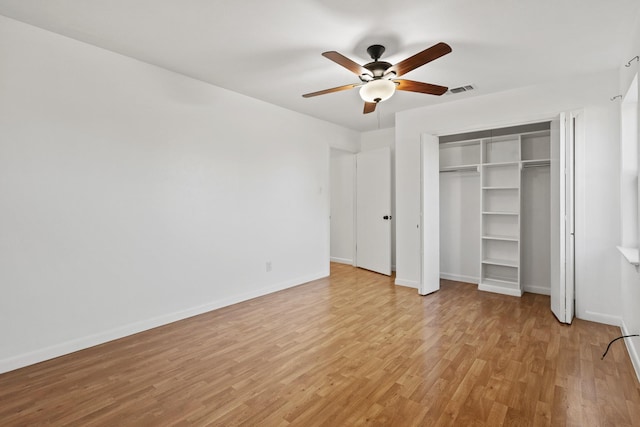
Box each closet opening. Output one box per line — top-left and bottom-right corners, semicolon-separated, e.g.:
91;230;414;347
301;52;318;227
437;122;552;297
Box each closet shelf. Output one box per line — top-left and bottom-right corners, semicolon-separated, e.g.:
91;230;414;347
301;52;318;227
480;278;521;291
482;211;519;216
482;258;519;267
482;161;520;167
482;234;519;242
522;159;551;165
480;277;519;287
439;165;479;173
439;139;481;148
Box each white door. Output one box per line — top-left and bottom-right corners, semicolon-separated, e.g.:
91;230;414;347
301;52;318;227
550;112;576;323
565;112;577;322
356;147;392;275
421;134;440;295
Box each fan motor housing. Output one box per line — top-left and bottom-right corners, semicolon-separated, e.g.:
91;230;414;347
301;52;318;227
363;61;392;77
366;44;386;61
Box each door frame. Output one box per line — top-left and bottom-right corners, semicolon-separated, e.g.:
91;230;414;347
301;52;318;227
420;112;578;310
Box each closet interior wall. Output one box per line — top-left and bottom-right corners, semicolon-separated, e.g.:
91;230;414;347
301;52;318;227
521;133;552;295
439;163;480;284
438;122;552;296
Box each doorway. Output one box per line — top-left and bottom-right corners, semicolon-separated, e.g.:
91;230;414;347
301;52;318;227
421;116;577;323
329;146;393;276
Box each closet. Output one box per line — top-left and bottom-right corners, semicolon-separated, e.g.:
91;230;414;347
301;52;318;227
438;122;551;296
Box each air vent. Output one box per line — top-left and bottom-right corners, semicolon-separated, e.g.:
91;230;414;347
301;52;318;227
447;84;475;94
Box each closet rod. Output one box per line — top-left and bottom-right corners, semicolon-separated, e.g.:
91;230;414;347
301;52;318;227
522;163;550;169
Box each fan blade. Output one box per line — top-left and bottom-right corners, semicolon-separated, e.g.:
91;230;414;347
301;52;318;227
395;79;448;96
322;51;371;76
387;42;451;77
302;83;360;98
363;102;377;114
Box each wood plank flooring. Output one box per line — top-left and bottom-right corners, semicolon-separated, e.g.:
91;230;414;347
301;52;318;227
1;263;639;426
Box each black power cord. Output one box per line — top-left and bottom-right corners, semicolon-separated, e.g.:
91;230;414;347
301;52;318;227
601;335;639;360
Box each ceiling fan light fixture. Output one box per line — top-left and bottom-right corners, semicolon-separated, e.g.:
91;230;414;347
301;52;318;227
359;79;395;103
302;42;452;114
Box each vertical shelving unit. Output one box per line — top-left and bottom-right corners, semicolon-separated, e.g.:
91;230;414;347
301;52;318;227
480;135;522;296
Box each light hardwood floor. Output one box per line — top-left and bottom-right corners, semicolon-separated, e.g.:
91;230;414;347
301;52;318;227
1;263;639;426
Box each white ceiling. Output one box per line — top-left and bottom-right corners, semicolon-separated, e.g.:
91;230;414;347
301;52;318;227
1;0;639;132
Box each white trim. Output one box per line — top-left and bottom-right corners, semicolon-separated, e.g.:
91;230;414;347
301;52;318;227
478;283;523;297
523;284;551;295
0;271;328;374
330;257;353;265
439;273;478;284
428;114;569;140
617;246;640;266
621;320;640;383
352;154;358;267
395;278;419;289
580;310;622;327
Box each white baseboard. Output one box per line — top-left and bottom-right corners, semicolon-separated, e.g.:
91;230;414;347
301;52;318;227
0;271;328;374
395;278;419;289
330;257;353;265
439;272;478;284
478;283;523;297
621;320;640;383
523;284;551;296
580;310;622;327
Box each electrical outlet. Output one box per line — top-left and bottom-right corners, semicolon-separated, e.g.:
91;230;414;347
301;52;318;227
266;261;272;272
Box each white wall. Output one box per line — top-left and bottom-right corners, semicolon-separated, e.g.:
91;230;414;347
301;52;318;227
360;128;397;270
0;16;359;373
360;128;396;151
396;70;622;323
619;14;640;379
521;165;551;295
330;149;355;264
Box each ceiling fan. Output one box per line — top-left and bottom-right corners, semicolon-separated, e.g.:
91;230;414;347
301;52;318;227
302;42;451;114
